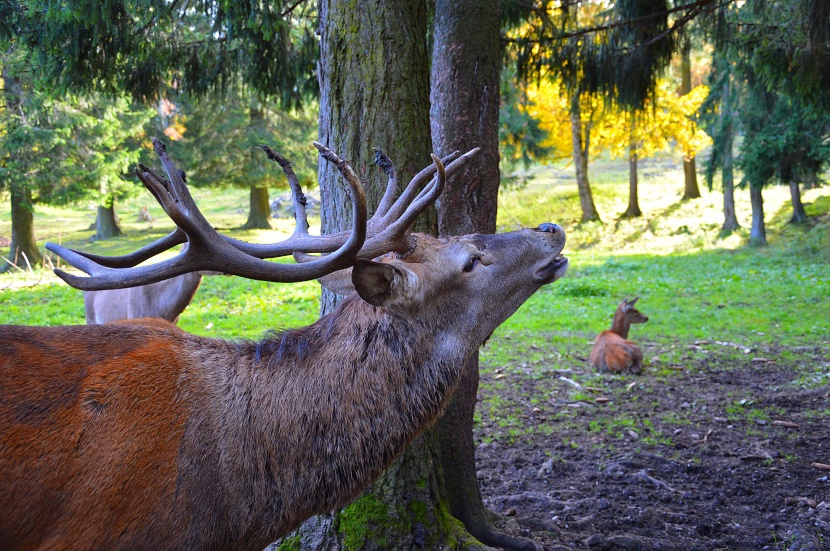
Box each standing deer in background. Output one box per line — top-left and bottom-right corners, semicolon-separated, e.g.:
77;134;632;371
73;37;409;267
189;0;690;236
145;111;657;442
590;297;649;374
0;138;569;551
84;270;218;324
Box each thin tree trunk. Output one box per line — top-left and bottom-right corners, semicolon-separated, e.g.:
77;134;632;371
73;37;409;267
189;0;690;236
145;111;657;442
95;204;123;240
3;183;42;272
680;38;701;200
623;139;642;218
242;185;272;229
287;2;482;549
720;87;739;233
569;96;601;222
788;179;808;223
242;105;272;230
749;185;767;246
431;3;534;549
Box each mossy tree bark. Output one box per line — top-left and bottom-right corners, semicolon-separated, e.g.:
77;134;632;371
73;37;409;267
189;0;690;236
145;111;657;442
569;95;601;223
3;183;42;272
285;1;486;549
680;38;701;200
431;2;535;549
316;0;436;315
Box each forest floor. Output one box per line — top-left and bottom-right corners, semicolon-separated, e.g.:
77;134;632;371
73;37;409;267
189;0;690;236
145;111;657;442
476;340;830;551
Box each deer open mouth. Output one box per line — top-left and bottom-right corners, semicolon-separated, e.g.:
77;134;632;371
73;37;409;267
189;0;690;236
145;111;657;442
534;254;569;283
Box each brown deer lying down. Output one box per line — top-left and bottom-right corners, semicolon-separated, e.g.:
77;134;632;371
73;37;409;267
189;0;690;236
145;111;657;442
590;297;649;374
0;139;568;551
83;269;220;324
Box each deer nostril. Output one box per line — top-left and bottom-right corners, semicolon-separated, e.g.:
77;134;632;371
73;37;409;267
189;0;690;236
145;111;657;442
537;223;560;234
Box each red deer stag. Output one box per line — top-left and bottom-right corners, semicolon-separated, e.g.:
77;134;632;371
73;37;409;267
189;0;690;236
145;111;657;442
590;297;649;374
83;269;219;324
0;138;568;551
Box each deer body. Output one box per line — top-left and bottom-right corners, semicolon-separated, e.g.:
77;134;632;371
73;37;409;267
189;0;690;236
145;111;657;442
83;271;207;324
590;298;649;374
0;228;568;550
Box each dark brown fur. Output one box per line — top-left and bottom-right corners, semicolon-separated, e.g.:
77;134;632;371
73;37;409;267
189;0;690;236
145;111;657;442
0;227;567;550
590;298;649;374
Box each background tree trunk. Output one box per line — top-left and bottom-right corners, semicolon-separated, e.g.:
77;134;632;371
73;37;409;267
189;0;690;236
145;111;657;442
286;2;484;549
3;183;42;272
788;180;808;223
94;204;123;240
720;84;739;233
242;185;272;229
242;105;273;229
680;38;701;200
749;186;767;246
623;140;642;218
431;2;535;549
569;96;601;223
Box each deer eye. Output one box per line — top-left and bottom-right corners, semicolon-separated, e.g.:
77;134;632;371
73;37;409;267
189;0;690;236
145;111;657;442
463;256;480;273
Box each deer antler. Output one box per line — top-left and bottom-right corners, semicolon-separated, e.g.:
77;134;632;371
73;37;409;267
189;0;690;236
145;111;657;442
45;138;368;290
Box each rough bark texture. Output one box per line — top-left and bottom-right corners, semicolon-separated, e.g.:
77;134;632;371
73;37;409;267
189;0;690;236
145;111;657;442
680;39;701;200
749;186;767;246
623;143;642;218
3;184;42;272
242;185;272;229
569;97;601;222
288;1;484;549
431;3;534;549
788;180;808;224
316;0;434;315
94;204;123;240
430;0;500;236
720;88;739;233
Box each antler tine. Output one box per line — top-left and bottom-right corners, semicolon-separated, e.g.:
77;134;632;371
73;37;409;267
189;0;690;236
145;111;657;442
372;148;398;219
378;151;461;227
257;144;310;238
49;228;188;269
45;139;368;291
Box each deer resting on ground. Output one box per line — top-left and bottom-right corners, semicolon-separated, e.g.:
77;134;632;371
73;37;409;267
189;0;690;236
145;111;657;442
0;138;568;551
590;297;649;374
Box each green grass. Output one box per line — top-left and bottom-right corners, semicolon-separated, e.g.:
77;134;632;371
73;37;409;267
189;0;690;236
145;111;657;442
2;156;829;355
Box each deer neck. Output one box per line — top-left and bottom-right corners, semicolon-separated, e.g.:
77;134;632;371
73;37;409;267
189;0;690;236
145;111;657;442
192;295;467;542
610;308;630;339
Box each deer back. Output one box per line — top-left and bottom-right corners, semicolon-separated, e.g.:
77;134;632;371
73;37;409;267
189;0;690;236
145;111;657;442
84;272;206;324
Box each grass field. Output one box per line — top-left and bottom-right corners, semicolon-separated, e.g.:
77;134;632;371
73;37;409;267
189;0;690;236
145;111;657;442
1;155;828;361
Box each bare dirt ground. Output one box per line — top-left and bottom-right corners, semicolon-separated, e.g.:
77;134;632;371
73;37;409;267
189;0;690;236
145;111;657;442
476;342;830;550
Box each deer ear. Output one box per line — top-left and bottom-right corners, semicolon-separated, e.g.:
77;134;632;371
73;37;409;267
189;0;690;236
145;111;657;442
318;267;355;295
352;259;409;307
627;297;640;307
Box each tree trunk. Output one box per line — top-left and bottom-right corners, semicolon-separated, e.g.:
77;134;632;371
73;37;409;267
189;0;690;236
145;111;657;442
242;185;273;229
802;170;819;190
94;204;123;240
569;96;601;223
2;183;42;272
623;140;642;218
316;0;435;315
788;179;808;224
720;85;739;233
749;185;767;246
430;2;535;549
242;105;273;230
286;2;483;549
680;38;701;200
